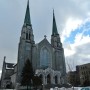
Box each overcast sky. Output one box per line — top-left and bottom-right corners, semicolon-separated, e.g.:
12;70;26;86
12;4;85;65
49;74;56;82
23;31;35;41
0;0;90;76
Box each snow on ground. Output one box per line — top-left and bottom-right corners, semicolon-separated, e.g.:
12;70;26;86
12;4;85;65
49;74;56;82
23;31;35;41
0;87;90;90
50;87;90;90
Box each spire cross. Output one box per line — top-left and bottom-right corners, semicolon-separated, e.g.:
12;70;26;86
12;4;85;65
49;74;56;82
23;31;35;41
44;35;47;39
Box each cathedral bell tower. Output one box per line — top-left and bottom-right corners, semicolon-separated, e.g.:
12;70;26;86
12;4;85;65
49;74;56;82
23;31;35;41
21;0;34;44
51;11;66;81
51;10;62;49
17;0;34;83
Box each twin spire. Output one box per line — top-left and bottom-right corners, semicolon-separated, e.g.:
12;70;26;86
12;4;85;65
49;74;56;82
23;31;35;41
24;0;58;35
52;10;58;35
24;0;31;25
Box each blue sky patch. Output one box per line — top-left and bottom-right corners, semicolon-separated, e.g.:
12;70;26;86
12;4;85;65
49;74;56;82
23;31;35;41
64;20;90;44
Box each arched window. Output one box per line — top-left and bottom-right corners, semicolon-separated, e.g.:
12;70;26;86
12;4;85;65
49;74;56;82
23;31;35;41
39;74;43;83
26;33;28;40
40;47;51;67
47;74;51;84
29;33;30;40
55;76;58;84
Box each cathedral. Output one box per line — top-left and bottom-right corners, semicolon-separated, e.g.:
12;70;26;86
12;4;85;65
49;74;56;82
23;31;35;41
1;0;66;89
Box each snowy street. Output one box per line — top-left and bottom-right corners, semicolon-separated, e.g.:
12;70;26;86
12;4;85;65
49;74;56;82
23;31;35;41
0;87;90;90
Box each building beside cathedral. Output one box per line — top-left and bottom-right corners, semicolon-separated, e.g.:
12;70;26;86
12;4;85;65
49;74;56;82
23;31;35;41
1;0;66;89
0;57;15;88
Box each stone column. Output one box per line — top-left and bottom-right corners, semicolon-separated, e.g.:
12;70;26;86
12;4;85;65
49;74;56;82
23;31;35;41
58;76;60;84
45;75;47;85
51;74;54;84
53;76;55;84
59;77;61;84
43;75;46;85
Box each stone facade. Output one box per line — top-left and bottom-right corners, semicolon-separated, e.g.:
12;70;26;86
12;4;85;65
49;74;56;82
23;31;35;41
35;68;63;85
1;0;67;88
1;57;15;88
16;0;66;86
11;64;17;88
76;63;90;85
67;71;80;86
67;63;90;86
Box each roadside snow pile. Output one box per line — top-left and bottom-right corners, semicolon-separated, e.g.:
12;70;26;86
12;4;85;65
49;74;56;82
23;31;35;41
50;87;90;90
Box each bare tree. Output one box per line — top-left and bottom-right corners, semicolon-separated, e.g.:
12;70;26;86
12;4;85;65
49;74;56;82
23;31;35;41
66;59;77;90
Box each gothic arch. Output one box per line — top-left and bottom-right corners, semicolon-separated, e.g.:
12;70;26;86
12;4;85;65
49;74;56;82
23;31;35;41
39;74;43;83
26;30;31;40
55;75;58;84
47;74;51;84
40;46;52;68
26;32;28;39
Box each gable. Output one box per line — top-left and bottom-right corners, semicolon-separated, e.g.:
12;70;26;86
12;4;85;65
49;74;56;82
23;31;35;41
38;38;51;48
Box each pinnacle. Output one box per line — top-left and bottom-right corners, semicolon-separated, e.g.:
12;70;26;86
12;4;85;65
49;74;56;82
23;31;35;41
24;0;31;25
52;10;58;35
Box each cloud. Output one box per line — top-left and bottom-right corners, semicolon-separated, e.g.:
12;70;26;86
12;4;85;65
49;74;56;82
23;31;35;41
64;18;90;71
74;34;90;46
0;0;90;73
64;42;75;57
61;18;82;42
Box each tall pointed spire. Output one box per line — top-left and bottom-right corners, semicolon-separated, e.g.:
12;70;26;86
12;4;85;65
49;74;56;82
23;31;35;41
52;10;58;35
24;0;31;25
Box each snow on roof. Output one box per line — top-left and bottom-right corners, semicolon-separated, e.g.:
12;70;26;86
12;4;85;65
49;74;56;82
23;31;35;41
5;63;15;69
